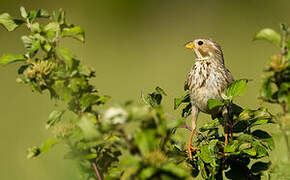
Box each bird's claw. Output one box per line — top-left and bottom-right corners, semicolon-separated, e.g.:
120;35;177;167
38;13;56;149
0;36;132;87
185;145;199;160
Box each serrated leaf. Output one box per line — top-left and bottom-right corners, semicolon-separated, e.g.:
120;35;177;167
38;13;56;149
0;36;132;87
44;22;59;40
27;138;59;159
30;22;41;33
56;47;73;69
20;7;28;18
37;9;50;18
79;94;99;111
53;9;65;24
207;99;224;110
243;147;256;156
161;163;188;178
0;13;23;31
46;110;65;129
226;79;248;100
61;25;85;42
155;86;167;95
135;129;156;155
21;36;41;57
200;118;220;132
28;10;38;23
252;130;275;150
0;54;25;65
174;90;190;109
200;144;214;163
260;76;273;100
253;28;281;47
181;103;192;118
139;167;156;179
143;87;165;107
225;140;239;153
250;161;271;175
78;113;100;139
52;80;73;103
39;138;59;154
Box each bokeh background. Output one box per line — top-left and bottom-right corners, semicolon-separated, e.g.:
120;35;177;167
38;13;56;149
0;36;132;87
1;0;290;179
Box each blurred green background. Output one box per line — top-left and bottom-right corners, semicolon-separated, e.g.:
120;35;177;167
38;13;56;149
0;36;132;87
1;0;290;179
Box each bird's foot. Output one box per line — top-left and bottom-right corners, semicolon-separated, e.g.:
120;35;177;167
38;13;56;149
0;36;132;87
185;145;199;160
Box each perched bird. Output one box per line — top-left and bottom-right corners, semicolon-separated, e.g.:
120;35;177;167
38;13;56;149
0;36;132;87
184;38;234;160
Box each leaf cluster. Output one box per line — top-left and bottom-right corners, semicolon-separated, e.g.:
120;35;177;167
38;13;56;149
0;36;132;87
175;80;274;179
0;7;279;180
253;24;290;178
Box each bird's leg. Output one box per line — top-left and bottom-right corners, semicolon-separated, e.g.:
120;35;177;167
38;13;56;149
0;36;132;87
224;132;228;150
222;106;231;151
186;106;199;160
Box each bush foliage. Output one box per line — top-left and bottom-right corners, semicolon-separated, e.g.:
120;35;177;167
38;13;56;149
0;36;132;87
0;7;289;180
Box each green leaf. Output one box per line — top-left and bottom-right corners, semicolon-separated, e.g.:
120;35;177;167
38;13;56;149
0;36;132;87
226;79;248;100
52;9;65;24
143;87;166;107
30;23;41;33
79;94;99;111
208;139;218;153
200;144;214;163
46;110;65;129
69;77;87;92
27;147;40;159
52;80;74;103
225;140;239;153
27;138;59;159
200;118;220;132
181;103;192;118
44;22;59;40
243;147;256;156
39;138;59;154
260;76;273;100
239;143;252;151
0;54;25;65
253;28;281;47
139;167;156;179
174;90;190;109
135;129;156;155
0;13;23;31
37;9;50;18
61;25;85;42
252;130;275;150
28;10;38;23
155;86;167;96
20;7;28;18
207;99;224;110
278;82;290;103
233;120;248;133
78;113;100;139
161;163;188;178
56;47;73;69
96;95;110;105
250;161;271;175
21;36;41;57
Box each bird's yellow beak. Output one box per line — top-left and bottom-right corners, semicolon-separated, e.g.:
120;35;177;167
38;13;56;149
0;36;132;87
185;41;195;50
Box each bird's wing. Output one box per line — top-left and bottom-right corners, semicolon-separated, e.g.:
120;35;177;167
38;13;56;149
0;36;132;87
225;68;234;84
184;72;190;90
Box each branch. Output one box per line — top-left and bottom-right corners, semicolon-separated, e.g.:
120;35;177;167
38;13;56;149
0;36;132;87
91;162;103;180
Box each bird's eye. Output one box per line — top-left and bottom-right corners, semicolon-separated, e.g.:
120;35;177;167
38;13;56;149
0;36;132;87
198;41;204;45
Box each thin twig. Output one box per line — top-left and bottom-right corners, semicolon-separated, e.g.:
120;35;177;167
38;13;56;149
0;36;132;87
91;162;103;180
280;103;290;160
118;128;141;155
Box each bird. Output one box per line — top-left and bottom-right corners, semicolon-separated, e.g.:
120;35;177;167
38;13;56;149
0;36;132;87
184;38;234;160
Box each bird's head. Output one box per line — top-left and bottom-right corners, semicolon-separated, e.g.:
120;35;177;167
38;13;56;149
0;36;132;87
185;38;224;64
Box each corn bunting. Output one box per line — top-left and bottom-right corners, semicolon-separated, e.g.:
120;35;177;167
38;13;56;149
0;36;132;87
184;38;234;159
